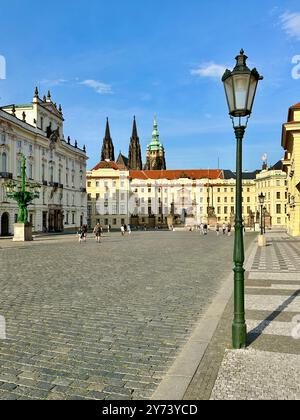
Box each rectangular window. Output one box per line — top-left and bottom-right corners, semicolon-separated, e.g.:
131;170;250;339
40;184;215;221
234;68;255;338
113;219;117;225
276;204;281;214
72;213;75;225
277;192;281;200
17;159;22;176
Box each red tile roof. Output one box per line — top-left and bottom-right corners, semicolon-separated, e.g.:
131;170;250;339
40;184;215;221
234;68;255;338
291;102;300;108
129;169;224;180
91;161;120;171
288;102;300;122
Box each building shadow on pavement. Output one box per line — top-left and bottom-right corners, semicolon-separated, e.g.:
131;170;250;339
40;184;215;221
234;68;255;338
247;289;300;346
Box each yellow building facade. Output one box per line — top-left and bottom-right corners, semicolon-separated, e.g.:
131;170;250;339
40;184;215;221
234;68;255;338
86;162;287;230
282;102;300;237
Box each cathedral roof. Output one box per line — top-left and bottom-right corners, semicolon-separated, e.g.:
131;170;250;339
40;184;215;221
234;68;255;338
129;169;223;181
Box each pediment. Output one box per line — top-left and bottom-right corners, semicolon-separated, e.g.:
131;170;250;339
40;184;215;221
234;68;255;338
39;102;63;119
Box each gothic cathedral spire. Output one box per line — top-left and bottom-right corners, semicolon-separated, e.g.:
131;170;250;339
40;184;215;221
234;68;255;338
101;118;115;162
128;116;143;170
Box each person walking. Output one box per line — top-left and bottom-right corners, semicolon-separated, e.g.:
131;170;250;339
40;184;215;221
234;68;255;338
204;223;208;236
127;224;132;235
222;223;227;236
93;223;101;243
200;223;204;235
216;224;220;236
82;224;88;242
121;225;125;237
78;226;85;244
227;224;232;237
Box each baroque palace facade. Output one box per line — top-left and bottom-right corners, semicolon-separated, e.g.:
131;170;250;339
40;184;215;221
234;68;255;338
87;116;288;230
0;88;88;235
282;102;300;237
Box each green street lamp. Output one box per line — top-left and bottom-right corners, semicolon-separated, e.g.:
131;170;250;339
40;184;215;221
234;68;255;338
258;193;266;235
222;50;263;349
6;155;40;224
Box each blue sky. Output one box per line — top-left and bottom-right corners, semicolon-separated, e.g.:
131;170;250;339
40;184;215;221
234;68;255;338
1;0;300;170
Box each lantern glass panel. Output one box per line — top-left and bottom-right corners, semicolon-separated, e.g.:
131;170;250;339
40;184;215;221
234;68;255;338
247;73;259;114
233;74;251;113
224;77;235;114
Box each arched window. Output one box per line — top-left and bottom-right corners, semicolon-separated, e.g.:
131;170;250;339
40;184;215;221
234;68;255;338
1;153;7;173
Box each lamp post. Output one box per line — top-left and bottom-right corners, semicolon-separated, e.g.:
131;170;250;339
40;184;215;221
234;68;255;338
5;155;40;241
258;193;266;235
263;206;267;234
222;50;263;349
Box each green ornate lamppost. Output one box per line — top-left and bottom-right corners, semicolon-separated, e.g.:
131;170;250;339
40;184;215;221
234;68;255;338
5;155;40;240
222;50;263;349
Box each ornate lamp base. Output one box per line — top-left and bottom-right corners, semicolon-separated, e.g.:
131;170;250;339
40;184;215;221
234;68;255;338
13;223;33;242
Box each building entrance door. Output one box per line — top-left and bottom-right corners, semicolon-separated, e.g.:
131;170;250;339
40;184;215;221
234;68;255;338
48;206;64;232
43;212;48;232
1;213;9;236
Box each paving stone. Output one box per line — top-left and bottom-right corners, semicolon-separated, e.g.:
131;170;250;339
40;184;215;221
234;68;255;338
0;231;254;399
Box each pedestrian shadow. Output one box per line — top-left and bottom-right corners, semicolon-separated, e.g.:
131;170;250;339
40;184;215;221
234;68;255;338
247;289;300;346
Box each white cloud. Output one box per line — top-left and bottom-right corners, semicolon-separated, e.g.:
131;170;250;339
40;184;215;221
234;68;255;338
191;63;226;79
280;12;300;40
39;79;68;87
80;79;112;94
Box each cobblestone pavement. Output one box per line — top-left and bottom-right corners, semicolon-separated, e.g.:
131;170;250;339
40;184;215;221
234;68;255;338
209;232;300;400
0;231;246;400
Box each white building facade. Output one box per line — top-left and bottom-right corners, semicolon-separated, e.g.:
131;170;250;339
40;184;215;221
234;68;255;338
0;88;88;235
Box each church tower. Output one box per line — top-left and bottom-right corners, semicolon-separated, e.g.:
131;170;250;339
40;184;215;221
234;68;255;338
145;116;166;170
128;116;143;170
101;118;115;162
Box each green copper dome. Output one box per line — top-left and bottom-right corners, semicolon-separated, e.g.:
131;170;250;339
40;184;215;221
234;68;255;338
147;116;165;152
